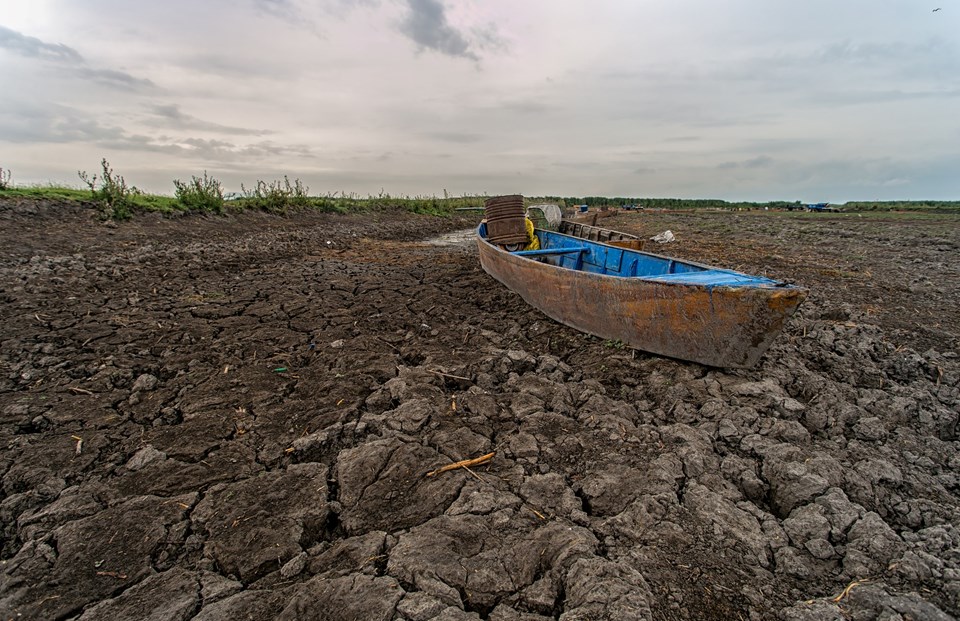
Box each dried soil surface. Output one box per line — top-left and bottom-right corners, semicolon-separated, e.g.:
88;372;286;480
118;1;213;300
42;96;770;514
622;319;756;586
1;199;958;621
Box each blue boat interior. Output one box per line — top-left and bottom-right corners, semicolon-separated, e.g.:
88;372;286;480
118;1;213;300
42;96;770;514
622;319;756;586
480;224;785;288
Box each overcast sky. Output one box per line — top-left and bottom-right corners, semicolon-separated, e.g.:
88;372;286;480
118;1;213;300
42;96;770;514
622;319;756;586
2;1;958;201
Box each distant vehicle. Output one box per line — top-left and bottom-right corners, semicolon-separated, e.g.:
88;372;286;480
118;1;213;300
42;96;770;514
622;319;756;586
223;192;243;201
806;203;839;212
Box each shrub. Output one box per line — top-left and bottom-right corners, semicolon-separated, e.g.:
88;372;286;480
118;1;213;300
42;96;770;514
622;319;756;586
0;166;11;190
241;176;310;214
78;158;135;220
173;171;224;213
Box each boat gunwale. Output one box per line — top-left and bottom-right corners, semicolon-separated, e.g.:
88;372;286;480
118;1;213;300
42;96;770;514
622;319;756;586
477;225;805;292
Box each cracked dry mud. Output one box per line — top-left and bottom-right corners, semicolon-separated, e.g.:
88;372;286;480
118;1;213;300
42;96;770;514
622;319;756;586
0;199;958;621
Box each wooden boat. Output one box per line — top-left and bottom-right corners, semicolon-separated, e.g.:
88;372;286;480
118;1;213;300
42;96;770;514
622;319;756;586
558;220;645;250
477;223;807;368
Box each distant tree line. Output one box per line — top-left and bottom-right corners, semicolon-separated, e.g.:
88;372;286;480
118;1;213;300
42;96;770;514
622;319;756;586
557;197;803;210
551;197;960;212
841;200;960;211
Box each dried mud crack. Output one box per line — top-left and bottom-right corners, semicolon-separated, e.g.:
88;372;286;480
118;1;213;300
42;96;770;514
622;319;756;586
0;199;958;621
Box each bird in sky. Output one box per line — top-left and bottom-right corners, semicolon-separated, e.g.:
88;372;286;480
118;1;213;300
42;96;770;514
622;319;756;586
932;7;941;11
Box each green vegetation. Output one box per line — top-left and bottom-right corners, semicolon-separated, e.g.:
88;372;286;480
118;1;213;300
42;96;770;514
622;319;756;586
174;171;224;214
4;159;957;220
0;160;489;220
240;176;309;214
841;200;960;212
78;158;137;220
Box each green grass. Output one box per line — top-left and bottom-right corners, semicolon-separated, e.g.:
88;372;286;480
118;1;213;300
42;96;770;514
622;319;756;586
0;183;493;219
9;177;954;222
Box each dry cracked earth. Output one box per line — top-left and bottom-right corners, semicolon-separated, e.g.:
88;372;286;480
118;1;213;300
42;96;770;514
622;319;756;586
0;199;958;621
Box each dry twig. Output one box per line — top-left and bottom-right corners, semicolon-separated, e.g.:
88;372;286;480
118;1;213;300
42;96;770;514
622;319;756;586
831;578;871;603
427;369;471;381
426;452;494;477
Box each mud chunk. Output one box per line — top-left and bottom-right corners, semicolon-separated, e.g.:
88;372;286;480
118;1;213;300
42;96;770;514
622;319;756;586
846;512;905;571
683;482;769;567
773;546;812;578
389;513;597;613
781;599;846;620
337;439;464;534
844;459;903;513
308;531;386;576
446;485;522;516
730;378;784;398
518;576;560;616
275;574;403;620
115;442;263;497
432;609;483;620
125;445;167;471
814;488;863;540
561;557;654;621
767;420;810;444
852;416;888;442
397;591;449;621
199;571;243;605
15;481;113;542
280;552;308;578
659;423;718;479
577;465;646;516
192;590;288;621
490;604;554;620
519;473;582;518
507;392;545;418
507;431;539;459
75;567;199;621
504;349;537;373
191;464;329;583
0;493;194;620
782;504;831;548
132;373;159;392
804;538;835;560
843;582;954;621
431;427;491;462
382;398;434;433
762;451;830;518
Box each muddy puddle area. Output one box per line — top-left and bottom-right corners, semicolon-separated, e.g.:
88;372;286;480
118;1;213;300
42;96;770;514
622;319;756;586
0;199;957;621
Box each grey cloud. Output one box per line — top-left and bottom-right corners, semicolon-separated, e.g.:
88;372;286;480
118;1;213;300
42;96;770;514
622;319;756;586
499;99;553;114
0;25;83;63
147;104;272;136
400;0;477;60
425;131;482;143
0;101;307;162
470;23;508;53
813;88;960;105
252;0;299;20
73;67;155;91
0;25;153;91
0;102;124;144
717;155;774;170
100;134;312;161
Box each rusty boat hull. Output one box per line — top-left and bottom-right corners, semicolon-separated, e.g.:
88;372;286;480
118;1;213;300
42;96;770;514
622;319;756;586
477;226;807;368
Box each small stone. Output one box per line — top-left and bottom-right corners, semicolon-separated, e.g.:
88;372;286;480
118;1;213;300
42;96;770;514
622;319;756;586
280;552;308;578
132;373;159;392
804;538;835;560
852;416;887;441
